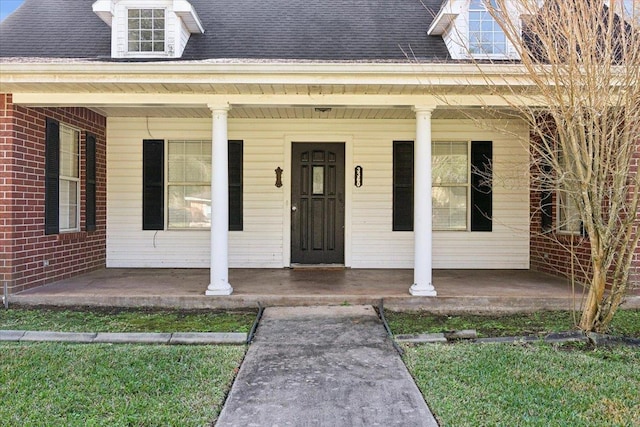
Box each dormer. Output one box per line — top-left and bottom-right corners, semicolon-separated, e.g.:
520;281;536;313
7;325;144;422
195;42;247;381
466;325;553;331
92;0;204;59
428;0;522;60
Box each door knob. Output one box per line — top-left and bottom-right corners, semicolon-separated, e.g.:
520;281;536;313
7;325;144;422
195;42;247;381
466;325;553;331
291;205;297;212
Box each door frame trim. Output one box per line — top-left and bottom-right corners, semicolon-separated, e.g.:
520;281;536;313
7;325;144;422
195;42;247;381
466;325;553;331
283;134;353;267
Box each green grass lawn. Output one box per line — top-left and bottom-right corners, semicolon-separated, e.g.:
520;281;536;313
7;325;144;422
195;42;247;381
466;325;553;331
0;343;245;426
3;307;638;426
0;306;257;333
404;342;640;427
386;309;640;338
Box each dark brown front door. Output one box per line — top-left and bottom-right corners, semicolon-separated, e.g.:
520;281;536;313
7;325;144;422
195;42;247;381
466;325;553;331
291;143;345;264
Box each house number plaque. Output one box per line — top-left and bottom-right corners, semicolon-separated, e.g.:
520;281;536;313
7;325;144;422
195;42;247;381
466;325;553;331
275;167;283;188
354;165;363;187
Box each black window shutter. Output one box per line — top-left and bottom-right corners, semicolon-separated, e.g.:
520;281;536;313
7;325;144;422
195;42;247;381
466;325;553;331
471;141;493;232
228;140;243;231
142;140;164;230
85;133;97;232
393;141;414;231
540;163;553;231
45;118;60;235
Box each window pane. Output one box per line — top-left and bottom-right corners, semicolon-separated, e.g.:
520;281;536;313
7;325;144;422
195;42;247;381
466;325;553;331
559;191;582;233
128;9;140;18
59;180;78;230
432;142;467;184
313;166;324;195
558;149;582;234
140;9;153;18
60;127;79;178
168;185;211;229
433;187;467;230
169;140;211;182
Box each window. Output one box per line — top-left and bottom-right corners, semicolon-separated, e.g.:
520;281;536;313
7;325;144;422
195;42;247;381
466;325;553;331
144;140;243;230
45;119;82;234
168;140;212;229
392;140;492;232
432;142;469;230
469;0;507;55
128;9;165;53
59;125;81;232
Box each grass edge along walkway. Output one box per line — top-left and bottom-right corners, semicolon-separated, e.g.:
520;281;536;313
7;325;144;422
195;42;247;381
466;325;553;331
0;330;248;344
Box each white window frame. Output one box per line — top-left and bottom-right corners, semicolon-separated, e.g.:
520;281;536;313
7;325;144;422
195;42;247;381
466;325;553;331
432;141;471;231
166;140;212;230
126;8;167;55
59;124;81;233
468;0;508;58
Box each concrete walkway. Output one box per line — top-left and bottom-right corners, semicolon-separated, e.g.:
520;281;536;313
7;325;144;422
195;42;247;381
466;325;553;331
216;305;438;427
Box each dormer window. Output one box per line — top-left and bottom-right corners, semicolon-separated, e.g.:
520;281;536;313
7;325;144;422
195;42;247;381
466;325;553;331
93;0;204;59
128;9;166;53
428;0;519;60
469;0;507;55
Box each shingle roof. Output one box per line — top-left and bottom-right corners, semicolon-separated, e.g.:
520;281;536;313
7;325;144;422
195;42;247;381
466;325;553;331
0;0;450;61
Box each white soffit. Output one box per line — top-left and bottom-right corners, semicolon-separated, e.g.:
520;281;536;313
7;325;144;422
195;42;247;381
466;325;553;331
173;0;205;34
427;0;459;35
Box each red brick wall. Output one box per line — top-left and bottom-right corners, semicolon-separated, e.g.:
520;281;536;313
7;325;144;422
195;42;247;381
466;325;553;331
0;94;107;294
530;136;640;290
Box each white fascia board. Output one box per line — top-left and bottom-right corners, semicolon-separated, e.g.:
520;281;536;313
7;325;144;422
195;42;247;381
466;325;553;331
92;0;114;26
427;0;461;35
0;61;532;84
173;0;205;34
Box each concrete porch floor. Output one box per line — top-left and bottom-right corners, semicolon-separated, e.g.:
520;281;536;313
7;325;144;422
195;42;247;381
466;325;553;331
12;268;639;313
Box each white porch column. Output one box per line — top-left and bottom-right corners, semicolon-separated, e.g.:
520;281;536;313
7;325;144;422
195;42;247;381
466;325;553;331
206;104;233;296
410;106;437;296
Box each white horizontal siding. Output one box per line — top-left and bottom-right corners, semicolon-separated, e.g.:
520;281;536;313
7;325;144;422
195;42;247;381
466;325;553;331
107;117;284;268
107;117;529;269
